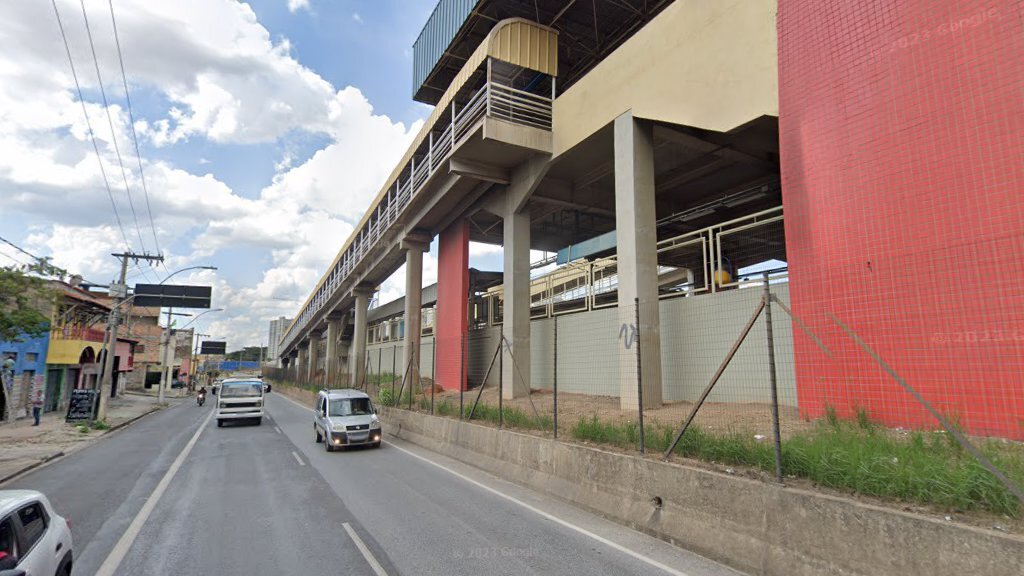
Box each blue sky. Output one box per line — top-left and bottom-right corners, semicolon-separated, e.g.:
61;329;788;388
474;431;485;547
0;0;519;349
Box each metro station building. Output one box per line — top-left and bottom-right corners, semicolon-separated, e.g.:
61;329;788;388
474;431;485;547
278;0;1024;439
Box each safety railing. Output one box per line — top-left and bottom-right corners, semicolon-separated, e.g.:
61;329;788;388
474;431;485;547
282;73;554;353
472;207;786;325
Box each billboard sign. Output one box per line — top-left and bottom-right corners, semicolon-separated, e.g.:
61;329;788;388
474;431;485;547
133;284;212;308
200;341;227;355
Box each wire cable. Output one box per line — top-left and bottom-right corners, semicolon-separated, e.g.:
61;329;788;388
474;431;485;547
50;0;132;251
79;0;147;253
108;0;161;257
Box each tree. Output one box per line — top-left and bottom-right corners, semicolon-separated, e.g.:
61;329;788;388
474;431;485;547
0;263;54;342
225;346;267;361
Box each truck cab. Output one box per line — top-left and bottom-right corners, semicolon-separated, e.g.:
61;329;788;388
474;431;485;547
216;378;265;427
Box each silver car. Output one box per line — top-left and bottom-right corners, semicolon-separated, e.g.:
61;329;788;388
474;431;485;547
313;389;382;451
0;490;73;576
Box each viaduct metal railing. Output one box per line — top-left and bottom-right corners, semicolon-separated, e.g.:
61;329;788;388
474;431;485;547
281;78;553;353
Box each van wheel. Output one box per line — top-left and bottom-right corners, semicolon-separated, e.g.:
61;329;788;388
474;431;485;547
315;426;323;443
217;420;224;428
324;441;333;453
254;417;262;426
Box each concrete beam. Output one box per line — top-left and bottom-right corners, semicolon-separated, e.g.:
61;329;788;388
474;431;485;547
402;234;430;394
614;112;662;409
325;318;341;386
507;154;551;213
307;331;320;384
449;158;510;185
349;287;372;388
501;194;532;400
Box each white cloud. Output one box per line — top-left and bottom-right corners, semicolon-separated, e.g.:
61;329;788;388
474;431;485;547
0;0;430;348
288;0;310;13
352;13;363;24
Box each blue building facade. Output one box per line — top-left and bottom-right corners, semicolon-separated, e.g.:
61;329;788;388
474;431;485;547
1;333;50;420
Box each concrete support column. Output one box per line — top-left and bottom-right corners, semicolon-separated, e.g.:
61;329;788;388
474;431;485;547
325;318;341;386
402;236;430;392
308;332;321;385
350;289;371;388
501;203;531;399
297;342;309;383
614;112;663;408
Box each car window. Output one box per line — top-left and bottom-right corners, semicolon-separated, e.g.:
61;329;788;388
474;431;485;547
0;516;16;564
329;398;372;416
17;502;46;553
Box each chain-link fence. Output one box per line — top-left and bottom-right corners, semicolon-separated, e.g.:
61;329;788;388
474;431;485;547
333;275;1024;518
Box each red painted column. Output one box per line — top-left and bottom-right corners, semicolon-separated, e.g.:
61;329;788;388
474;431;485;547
435;219;470;391
779;0;1024;438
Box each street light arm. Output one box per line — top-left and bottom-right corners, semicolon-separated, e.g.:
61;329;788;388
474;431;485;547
178;308;224;330
158;265;217;286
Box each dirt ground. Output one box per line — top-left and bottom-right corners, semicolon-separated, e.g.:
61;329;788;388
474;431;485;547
406;382;814;439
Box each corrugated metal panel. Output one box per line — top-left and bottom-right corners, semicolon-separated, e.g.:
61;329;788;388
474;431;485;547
488;19;558;77
412;0;478;98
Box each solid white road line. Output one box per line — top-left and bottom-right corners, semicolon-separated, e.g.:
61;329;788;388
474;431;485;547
292;450;305;466
272;392;685;574
388;443;691;576
274;426;282;434
94;408;215;576
343;522;389;576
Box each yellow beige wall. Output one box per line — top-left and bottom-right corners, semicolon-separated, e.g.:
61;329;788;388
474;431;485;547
46;339;98;365
552;0;778;157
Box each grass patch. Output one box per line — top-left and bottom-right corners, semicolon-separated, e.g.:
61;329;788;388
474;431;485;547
570;415;1024;516
426;398;551;431
90;419;110;430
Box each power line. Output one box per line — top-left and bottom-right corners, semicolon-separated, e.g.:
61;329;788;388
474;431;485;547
50;0;132;251
78;0;147;253
108;0;161;257
0;248;29;267
0;234;104;285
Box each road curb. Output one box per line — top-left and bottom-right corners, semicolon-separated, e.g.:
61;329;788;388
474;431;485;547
0;404;165;486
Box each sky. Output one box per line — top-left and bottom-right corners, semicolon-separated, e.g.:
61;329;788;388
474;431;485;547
0;0;512;351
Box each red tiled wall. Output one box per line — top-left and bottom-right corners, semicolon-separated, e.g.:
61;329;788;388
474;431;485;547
778;0;1024;438
435;219;469;390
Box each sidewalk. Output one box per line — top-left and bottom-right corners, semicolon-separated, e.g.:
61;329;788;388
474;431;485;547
0;393;171;483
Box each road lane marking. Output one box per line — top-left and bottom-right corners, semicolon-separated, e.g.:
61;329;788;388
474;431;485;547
275;426;282;434
292;450;305;466
343;522;388;576
94;408;215;576
275;391;312;412
388;443;691;576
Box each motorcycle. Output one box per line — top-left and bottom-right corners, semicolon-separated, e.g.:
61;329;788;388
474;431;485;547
197;392;206;407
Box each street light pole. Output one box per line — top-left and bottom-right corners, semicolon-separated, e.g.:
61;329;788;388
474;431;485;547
159;308;222;403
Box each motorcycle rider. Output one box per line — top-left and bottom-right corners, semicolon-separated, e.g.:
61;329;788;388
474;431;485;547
197;385;207;406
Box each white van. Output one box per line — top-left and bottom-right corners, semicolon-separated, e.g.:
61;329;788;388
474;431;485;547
216;378;265;427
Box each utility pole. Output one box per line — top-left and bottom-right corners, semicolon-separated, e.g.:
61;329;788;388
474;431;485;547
98;252;163;421
158;308;190;404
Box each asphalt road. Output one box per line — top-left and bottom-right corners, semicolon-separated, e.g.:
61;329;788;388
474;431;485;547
5;393;743;576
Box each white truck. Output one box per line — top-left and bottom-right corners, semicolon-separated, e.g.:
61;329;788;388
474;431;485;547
216;378;265;427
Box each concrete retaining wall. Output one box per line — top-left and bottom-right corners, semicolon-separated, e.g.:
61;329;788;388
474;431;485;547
382;407;1024;576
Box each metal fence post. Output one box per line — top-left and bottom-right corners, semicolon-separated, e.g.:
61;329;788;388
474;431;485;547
635;297;645;454
553;315;558;439
391;344;397;402
763;272;783;483
431;338;436;415
498;340;503;429
459;333;465;420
